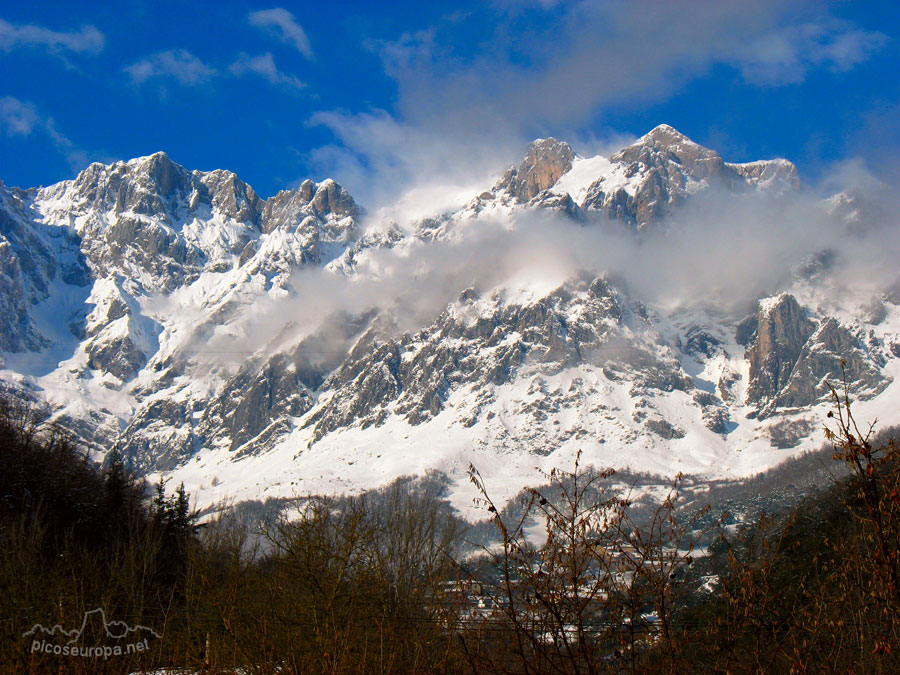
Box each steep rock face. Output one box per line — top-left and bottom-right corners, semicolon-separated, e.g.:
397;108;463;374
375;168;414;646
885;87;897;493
82;278;160;381
34;154;360;296
197;353;316;453
131;310;375;463
0;183;90;349
85;331;147;381
301;276;690;443
199;169;263;225
774;319;888;410
119;396;195;472
240;179;360;282
0;239;35;351
0;186;61;301
37;153;246;292
496;138;576;202
262;178;359;233
746;294;816;405
581;125;798;229
745;294;889;416
58;152;194;218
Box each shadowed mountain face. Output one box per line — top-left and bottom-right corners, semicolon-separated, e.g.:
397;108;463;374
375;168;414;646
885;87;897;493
0;127;895;509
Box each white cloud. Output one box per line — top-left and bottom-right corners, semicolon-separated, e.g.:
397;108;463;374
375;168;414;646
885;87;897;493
0;18;104;56
0;97;38;136
494;0;564;8
124;49;306;96
0;96;96;171
229;52;305;92
248;8;314;60
733;20;888;85
124;49;217;87
309;1;887;211
373;2;886;131
205;172;900;368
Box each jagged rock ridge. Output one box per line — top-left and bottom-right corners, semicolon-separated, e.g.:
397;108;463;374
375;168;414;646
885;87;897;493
0;127;895;513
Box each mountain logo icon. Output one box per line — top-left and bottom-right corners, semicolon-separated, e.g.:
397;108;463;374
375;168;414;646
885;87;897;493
23;608;160;658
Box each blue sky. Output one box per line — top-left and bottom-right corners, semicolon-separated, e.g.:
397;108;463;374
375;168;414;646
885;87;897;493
1;1;898;206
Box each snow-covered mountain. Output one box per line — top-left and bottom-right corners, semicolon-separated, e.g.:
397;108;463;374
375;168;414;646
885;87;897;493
1;125;897;514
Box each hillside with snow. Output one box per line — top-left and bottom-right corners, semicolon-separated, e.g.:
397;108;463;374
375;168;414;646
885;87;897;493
1;125;897;515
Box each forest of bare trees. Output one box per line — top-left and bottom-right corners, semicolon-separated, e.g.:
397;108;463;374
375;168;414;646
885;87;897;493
2;375;899;674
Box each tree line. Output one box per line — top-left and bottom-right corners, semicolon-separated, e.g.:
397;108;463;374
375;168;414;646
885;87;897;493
1;378;898;673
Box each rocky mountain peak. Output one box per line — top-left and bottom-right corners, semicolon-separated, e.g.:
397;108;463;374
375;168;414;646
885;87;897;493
197;169;262;225
309;178;358;219
51;151;194;220
296;179;316;203
131;151;186;197
612;124;726;181
496;137;575;202
261;178;359;234
637;124;696;148
729;159;798;190
22;153;364;297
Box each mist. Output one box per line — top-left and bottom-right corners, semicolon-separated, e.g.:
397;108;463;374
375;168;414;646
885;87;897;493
196;157;899;371
292;2;896;346
307;1;886;213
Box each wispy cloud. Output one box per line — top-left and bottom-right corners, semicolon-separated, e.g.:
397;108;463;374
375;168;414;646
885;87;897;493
0;18;104;56
229;52;305;92
374;2;886;131
0;96;97;171
0;97;38;136
124;49;217;88
310;1;888;209
733;19;889;85
248;8;314;60
124;48;306;97
207;165;900;368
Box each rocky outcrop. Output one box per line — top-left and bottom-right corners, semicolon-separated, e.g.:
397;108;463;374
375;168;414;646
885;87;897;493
59;152;194;218
86;334;147;381
773;319;888;410
580;125;797;229
301;276;692;443
119;396;196;472
197;353;315;452
0;239;38;351
37;153;232;292
263;179;358;231
0;182;90;350
468;125;798;230
199;169;263;224
730;159;798;190
528;191;581;218
645;418;686;440
33;154;361;295
746;294;816;405
81;278;159;381
496;138;575;202
746;294;889;416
